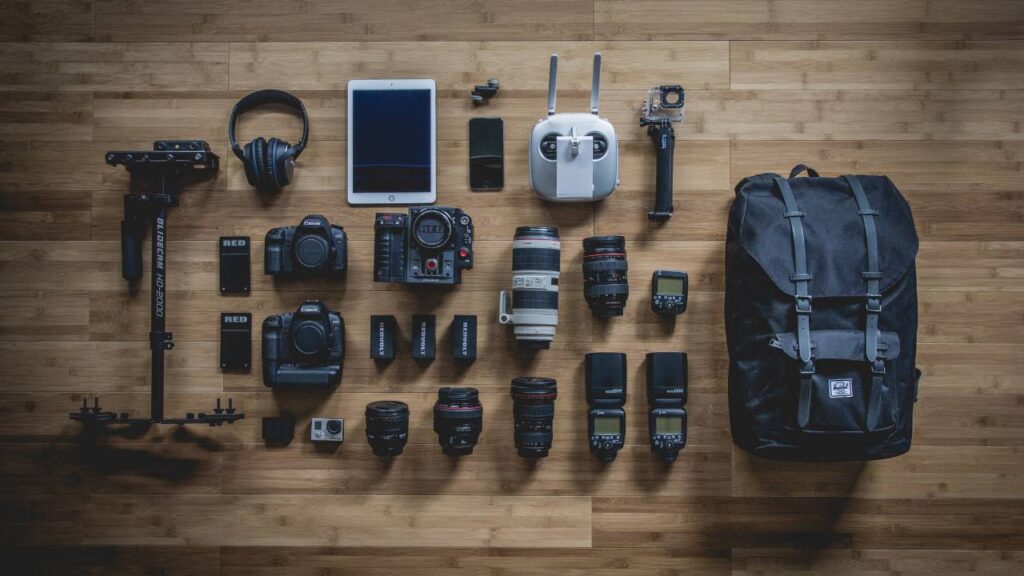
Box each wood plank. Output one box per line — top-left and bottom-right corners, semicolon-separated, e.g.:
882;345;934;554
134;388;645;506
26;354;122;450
0;43;229;92
0;292;90;341
93;89;1024;143
690;89;1024;141
731;41;1024;90
95;0;595;42
592;496;1024;550
228;41;731;91
731;445;1024;499
0;92;92;141
0;190;92;241
729;141;1024;192
0;0;95;42
0;545;219;576
220;442;731;497
219;546;730;576
0;441;223;495
732;549;1024;576
917;343;1024;395
81;493;592;547
0;495;82;545
595;0;1024;41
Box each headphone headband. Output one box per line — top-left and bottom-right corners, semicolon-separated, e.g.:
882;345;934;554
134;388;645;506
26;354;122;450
228;89;310;161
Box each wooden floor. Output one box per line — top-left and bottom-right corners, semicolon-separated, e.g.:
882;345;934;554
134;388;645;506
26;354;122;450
1;1;1023;574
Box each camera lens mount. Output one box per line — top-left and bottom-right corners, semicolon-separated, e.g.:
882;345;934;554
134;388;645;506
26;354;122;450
411;208;454;249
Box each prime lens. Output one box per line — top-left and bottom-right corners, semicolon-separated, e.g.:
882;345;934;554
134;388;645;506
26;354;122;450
499;226;560;350
582;235;629;317
365;400;410;457
433;387;483;456
510;377;558;458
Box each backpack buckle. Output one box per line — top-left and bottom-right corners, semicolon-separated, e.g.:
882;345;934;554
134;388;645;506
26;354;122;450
866;294;882;314
870;358;886;375
794;295;812;314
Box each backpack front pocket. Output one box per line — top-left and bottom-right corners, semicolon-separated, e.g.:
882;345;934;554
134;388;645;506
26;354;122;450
772;330;900;436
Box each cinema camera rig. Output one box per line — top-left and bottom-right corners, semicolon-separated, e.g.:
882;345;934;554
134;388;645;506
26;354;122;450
70;141;244;427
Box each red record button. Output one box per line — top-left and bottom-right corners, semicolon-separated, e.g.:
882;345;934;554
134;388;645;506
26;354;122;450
458;248;470;258
426;259;438;271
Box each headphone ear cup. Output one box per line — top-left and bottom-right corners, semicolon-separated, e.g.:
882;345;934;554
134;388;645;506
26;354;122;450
274;139;295;188
266;137;282;191
264;137;280;194
250;137;267;192
242;139;259;188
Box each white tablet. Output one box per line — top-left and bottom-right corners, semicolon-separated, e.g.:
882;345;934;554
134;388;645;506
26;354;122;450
347;79;436;205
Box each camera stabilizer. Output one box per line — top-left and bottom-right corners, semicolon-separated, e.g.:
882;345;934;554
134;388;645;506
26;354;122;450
69;141;244;427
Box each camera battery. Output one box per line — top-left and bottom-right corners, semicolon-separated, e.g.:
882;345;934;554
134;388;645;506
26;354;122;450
220;312;252;371
219;236;250;294
452;314;477;361
262;415;295;446
370;315;396;360
411;314;436;360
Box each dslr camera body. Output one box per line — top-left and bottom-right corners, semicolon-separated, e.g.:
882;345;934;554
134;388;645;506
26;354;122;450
374;207;474;286
262;301;345;388
265;214;347;279
529;53;619;202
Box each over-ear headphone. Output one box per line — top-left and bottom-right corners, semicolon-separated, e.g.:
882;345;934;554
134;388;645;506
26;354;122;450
228;89;309;195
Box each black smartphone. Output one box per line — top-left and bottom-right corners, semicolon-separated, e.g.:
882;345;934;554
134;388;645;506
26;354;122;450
469;117;504;191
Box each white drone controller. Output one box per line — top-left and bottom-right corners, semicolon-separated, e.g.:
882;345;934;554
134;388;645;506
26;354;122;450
529;53;619;202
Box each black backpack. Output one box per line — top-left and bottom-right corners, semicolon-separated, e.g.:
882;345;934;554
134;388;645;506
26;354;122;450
725;165;921;461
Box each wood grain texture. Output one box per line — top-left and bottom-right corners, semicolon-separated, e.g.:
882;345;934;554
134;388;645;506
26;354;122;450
0;1;1022;574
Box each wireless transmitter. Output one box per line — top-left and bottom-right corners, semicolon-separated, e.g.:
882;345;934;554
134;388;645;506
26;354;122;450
529;53;619;202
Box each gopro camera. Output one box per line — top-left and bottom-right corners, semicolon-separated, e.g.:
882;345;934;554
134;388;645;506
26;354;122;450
311;417;344;443
640;85;685;221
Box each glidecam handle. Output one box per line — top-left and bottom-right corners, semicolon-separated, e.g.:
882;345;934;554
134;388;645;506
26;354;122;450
121;196;145;282
648;123;676;221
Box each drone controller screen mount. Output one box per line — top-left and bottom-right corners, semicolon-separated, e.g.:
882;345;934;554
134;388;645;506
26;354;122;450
71;141;244;428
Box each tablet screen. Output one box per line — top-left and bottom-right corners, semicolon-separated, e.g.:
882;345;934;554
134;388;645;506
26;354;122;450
351;89;432;193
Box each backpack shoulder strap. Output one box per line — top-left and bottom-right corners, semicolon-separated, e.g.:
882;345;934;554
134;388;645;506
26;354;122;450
774;176;815;428
844;174;885;431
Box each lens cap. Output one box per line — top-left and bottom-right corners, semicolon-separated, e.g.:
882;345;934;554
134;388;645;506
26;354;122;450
511;376;558;398
411;209;453;249
295;234;329;269
366;400;410;419
291;320;327;356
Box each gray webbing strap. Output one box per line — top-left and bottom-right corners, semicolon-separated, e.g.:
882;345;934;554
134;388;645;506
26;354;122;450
843;175;884;431
775;176;814;429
